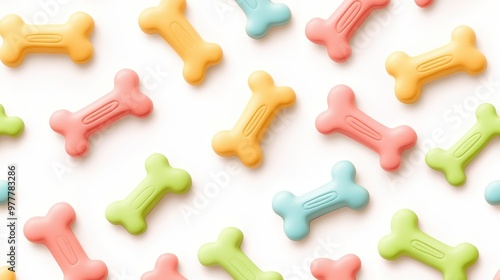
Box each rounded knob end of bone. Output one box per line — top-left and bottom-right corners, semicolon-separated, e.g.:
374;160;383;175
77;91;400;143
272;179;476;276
0;266;15;280
425;148;466;186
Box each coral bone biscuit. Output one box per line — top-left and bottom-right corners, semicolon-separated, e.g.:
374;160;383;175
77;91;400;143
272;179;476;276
23;202;108;280
198;227;283;280
310;255;362;280
0;12;94;67
426;103;500;186
305;0;390;63
378;209;478;280
415;0;434;7
212;71;295;168
386;26;487;104
272;161;369;241
0;266;15;280
0;104;24;138
315;85;417;172
235;0;291;39
50;69;153;157
141;254;187;280
139;0;223;85
106;154;192;235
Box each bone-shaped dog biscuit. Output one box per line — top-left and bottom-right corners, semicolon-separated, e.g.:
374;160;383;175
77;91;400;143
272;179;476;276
415;0;433;7
235;0;291;39
50;69;153;157
273;161;369;241
0;12;94;67
316;85;417;172
106;154;191;235
306;0;390;63
24;202;108;280
139;0;223;85
199;227;283;280
0;266;15;280
378;209;479;280
386;26;487;104
0;181;8;205
212;71;295;168
0;104;24;138
426;103;500;186
141;254;187;280
310;255;361;280
485;181;500;206
495;270;500;280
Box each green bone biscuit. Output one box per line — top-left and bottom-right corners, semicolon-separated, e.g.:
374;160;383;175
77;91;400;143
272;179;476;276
0;104;24;137
378;209;479;280
426;103;500;186
198;227;283;280
105;153;191;235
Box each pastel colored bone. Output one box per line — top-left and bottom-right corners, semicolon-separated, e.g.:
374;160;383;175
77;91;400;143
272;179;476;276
378;209;479;280
141;254;187;280
415;0;433;7
212;71;295;168
0;180;8;205
386;26;487;104
272;161;369;241
305;0;390;63
235;0;291;39
50;69;153;157
139;0;223;85
0;12;94;67
106;154;191;235
485;181;500;206
0;104;24;138
494;270;500;280
426;103;500;186
23;202;108;280
310;255;361;280
316;85;417;172
199;227;283;280
0;266;15;280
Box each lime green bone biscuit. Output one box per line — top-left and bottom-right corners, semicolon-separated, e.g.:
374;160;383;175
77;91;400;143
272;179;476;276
0;104;24;137
198;227;283;280
379;209;478;280
105;153;191;235
426;103;500;186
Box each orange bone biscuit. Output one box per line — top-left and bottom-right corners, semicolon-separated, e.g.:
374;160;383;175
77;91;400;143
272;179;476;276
0;12;94;67
212;71;295;168
139;0;223;85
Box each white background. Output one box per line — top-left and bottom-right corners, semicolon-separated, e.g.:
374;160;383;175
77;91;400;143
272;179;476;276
1;0;500;279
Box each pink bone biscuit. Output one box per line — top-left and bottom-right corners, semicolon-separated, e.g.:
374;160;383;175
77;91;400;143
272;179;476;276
305;0;390;63
50;69;153;157
315;85;417;172
311;255;361;280
415;0;433;8
141;254;187;280
23;202;108;280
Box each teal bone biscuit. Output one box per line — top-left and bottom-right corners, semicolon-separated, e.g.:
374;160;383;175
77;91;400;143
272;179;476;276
378;209;479;280
426;103;500;186
272;161;369;241
105;153;191;235
198;227;283;280
235;0;291;39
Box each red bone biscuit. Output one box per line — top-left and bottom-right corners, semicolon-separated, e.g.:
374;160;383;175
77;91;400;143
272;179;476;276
306;0;390;63
50;69;153;157
311;255;361;280
315;85;417;171
24;202;108;280
141;254;187;280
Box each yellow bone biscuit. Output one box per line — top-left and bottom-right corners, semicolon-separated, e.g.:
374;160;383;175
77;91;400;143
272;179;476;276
0;12;94;67
139;0;223;85
386;26;486;104
212;71;296;168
